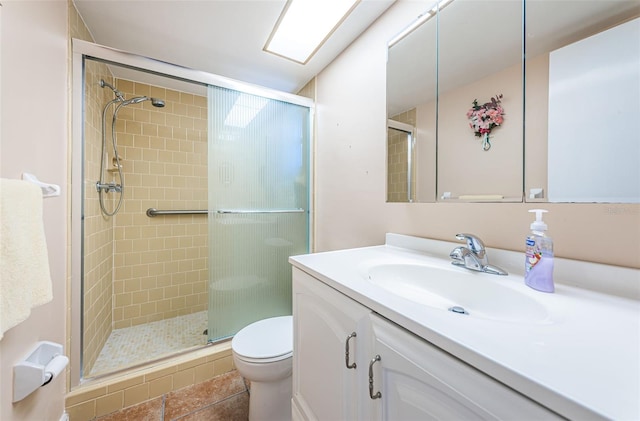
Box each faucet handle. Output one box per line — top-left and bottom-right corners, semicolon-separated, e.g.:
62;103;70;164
455;233;485;255
449;246;465;262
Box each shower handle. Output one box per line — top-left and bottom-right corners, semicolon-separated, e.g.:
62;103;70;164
96;181;122;193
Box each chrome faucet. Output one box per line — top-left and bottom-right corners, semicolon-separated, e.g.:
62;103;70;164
450;233;508;276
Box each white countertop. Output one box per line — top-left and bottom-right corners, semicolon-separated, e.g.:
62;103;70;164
289;234;640;420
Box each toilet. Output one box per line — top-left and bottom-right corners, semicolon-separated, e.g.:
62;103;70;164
232;315;293;421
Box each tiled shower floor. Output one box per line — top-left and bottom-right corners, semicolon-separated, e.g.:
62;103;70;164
89;311;208;377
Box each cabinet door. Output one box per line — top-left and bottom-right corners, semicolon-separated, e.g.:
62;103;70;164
292;268;371;421
370;314;560;421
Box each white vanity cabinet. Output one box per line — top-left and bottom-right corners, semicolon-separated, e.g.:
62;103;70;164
292;268;373;420
293;267;560;421
369;315;560;420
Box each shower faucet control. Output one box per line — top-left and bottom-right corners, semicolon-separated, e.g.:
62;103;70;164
96;182;122;193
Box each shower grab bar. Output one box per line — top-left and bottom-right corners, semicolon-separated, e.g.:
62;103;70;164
146;208;207;217
146;208;305;217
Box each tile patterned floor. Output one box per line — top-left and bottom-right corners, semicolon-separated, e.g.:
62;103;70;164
95;371;249;421
89;311;209;377
164;370;248;420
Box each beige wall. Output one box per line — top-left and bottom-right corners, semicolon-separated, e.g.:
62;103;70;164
111;80;208;329
437;63;523;200
0;2;68;420
410;60;523;201
314;1;640;271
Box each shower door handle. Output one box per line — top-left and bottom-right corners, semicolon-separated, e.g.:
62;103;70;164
214;208;304;214
146;208;305;217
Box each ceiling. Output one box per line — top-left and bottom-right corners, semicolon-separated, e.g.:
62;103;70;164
73;0;395;94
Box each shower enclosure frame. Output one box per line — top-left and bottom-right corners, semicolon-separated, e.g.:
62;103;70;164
71;39;315;388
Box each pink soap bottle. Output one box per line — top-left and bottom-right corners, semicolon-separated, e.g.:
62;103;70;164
524;209;554;293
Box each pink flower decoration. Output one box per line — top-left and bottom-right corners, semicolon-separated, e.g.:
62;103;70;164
467;94;505;138
467;94;505;151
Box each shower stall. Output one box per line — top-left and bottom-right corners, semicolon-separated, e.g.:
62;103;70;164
74;45;312;381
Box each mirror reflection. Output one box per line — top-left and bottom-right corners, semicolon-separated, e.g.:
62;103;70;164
387;6;437;203
436;0;523;202
387;0;639;203
386;0;524;203
524;0;640;203
387;120;415;202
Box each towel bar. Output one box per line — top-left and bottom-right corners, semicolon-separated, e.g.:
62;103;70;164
22;173;60;198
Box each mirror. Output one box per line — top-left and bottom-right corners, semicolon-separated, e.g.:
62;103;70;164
524;0;640;203
387;0;523;203
387;0;639;203
436;0;523;202
387;7;437;203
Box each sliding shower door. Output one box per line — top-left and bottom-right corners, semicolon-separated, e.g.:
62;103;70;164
207;86;310;341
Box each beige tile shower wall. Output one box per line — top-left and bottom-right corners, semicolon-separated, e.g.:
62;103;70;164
112;80;208;329
388;109;416;202
82;61;116;375
387;128;408;202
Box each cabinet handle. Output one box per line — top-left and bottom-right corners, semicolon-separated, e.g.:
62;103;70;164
345;332;357;369
368;354;382;400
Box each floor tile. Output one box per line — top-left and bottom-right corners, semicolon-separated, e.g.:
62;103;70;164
90;311;208;376
174;392;249;421
95;396;163;421
164;371;247;420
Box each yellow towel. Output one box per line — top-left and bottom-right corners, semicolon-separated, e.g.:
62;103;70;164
0;179;53;340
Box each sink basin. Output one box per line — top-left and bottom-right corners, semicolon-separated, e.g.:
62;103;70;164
366;263;550;323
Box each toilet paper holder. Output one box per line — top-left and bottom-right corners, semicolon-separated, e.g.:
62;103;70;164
13;341;69;402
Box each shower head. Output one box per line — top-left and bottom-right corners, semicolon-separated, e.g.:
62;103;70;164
150;98;165;108
100;79;124;101
100;79;165;108
122;96;165;108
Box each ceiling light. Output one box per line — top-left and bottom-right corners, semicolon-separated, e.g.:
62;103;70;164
388;0;455;48
388;11;434;48
264;0;359;64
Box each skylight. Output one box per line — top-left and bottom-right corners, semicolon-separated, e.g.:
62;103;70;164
224;94;270;128
264;0;359;64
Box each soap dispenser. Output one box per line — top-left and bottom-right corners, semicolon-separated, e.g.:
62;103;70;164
525;209;554;292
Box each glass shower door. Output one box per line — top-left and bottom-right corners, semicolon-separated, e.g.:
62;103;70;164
207;86;310;341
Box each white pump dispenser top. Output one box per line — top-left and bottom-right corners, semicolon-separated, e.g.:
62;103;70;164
529;209;548;232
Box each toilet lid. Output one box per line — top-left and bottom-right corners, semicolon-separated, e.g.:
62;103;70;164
232;316;293;360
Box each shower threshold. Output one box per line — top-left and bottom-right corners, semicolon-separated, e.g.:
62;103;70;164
88;310;208;377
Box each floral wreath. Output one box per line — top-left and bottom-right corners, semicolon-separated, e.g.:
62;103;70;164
466;94;504;151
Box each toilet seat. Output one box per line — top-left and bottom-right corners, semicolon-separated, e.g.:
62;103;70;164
232;316;293;363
